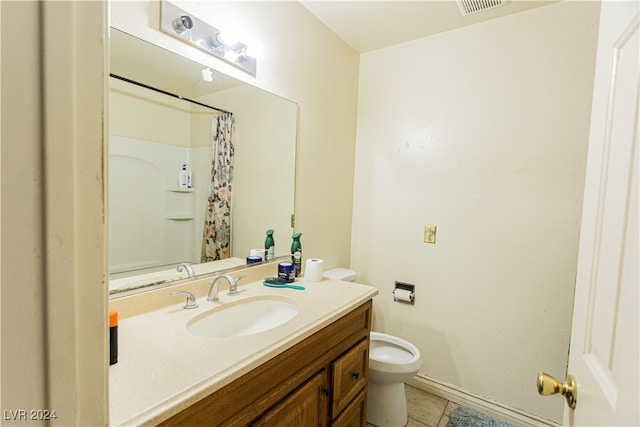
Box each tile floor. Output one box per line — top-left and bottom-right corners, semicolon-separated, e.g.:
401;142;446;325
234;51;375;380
367;384;460;427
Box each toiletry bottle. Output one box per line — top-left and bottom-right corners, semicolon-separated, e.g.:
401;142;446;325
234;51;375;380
178;164;189;188
265;229;275;261
109;311;118;365
291;233;302;277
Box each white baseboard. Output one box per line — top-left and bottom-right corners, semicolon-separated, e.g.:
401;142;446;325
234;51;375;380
407;375;560;427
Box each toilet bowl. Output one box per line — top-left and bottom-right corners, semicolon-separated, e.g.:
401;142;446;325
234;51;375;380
367;332;422;427
322;269;422;427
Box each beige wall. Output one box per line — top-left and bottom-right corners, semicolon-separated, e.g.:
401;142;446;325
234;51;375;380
1;1;48;416
110;78;194;147
1;2;108;425
351;2;600;422
111;0;360;270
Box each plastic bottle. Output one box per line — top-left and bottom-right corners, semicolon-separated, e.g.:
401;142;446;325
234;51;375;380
178;164;189;188
291;233;302;277
265;229;275;261
109;311;118;365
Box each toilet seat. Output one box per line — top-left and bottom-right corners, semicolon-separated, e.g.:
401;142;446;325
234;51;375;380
369;332;422;376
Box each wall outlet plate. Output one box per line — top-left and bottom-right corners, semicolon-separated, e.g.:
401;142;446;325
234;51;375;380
424;225;437;244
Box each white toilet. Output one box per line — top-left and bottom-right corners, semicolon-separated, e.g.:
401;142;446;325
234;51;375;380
323;268;423;427
367;332;422;427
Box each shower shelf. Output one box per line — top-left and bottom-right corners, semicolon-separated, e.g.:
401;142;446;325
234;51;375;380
166;187;194;193
166;213;194;221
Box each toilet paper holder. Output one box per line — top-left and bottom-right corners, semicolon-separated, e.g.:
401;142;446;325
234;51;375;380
393;281;415;305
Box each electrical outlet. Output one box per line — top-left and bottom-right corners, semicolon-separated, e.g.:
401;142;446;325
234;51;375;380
424;225;437;244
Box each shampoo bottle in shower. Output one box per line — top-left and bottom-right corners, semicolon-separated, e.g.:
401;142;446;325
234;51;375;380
291;233;302;277
265;229;275;261
178;164;189;188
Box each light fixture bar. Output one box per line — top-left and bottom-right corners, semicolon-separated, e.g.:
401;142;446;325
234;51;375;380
160;0;257;75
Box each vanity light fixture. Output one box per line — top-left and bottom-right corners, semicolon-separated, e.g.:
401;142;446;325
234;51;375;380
160;0;257;75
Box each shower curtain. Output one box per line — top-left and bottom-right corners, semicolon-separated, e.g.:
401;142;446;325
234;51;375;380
201;112;235;262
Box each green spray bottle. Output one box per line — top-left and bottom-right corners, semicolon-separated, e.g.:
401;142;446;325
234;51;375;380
291;233;302;277
264;229;275;261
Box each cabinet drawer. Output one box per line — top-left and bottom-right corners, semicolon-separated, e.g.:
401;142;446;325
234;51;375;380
331;389;366;427
252;370;328;427
331;339;368;417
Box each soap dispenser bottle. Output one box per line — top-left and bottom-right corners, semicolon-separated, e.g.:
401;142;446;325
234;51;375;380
264;229;275;261
291;233;302;277
178;164;189;188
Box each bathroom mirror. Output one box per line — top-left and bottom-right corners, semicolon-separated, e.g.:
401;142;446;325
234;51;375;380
109;28;297;295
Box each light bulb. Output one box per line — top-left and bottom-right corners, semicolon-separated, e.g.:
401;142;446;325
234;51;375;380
224;50;239;62
244;43;262;59
216;31;238;46
201;68;213;82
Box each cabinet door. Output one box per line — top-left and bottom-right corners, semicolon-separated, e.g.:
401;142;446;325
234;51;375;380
252;370;328;427
332;340;368;417
331;390;367;427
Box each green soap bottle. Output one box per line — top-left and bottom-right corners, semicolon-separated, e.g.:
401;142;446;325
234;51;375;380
291;233;302;277
265;229;275;261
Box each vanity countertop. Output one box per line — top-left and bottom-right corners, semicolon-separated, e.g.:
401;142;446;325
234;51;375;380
109;277;377;426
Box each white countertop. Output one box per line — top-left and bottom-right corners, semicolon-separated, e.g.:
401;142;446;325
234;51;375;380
109;278;377;426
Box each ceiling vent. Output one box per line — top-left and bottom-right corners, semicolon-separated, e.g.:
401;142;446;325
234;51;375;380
456;0;507;16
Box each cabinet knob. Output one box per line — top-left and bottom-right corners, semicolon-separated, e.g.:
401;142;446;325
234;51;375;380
352;372;360;380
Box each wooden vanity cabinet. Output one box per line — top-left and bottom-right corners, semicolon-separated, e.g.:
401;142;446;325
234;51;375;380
159;300;372;427
252;370;329;427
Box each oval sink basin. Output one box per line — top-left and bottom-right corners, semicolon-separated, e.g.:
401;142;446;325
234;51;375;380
187;297;298;338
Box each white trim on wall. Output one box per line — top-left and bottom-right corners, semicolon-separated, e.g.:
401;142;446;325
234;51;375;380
408;376;560;427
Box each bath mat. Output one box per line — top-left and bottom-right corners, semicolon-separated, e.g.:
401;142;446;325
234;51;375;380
447;406;515;427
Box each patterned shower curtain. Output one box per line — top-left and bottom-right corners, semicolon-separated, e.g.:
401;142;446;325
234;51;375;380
201;112;235;262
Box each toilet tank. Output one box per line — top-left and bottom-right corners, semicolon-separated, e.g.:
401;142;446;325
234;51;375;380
323;268;357;282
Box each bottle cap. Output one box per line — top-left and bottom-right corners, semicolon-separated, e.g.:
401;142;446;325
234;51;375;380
109;311;118;327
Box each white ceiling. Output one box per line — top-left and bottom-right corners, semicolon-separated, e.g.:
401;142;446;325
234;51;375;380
299;0;560;53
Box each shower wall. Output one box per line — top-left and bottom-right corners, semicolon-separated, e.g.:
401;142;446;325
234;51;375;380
109;77;297;277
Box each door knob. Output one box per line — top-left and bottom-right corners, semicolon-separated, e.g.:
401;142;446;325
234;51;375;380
536;372;577;409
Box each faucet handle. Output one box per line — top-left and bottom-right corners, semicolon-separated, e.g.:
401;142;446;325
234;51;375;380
228;275;247;296
171;290;198;309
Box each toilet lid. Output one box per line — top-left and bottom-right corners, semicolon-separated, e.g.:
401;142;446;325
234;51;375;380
322;268;356;282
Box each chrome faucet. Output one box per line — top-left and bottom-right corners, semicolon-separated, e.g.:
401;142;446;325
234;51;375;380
177;262;195;277
207;274;246;302
171;290;198;309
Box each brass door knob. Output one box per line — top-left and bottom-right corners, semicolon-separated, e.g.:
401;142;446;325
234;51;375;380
536;372;577;409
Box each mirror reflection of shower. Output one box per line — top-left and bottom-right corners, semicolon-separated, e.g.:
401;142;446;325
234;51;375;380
108;29;297;294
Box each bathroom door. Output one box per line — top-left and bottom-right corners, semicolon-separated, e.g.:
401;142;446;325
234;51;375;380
563;1;638;425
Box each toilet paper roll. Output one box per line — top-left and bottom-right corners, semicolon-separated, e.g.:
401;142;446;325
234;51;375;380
250;248;265;259
393;288;414;303
304;258;324;283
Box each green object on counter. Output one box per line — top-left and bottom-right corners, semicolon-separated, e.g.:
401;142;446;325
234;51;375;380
291;233;302;277
262;281;305;290
265;229;275;261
